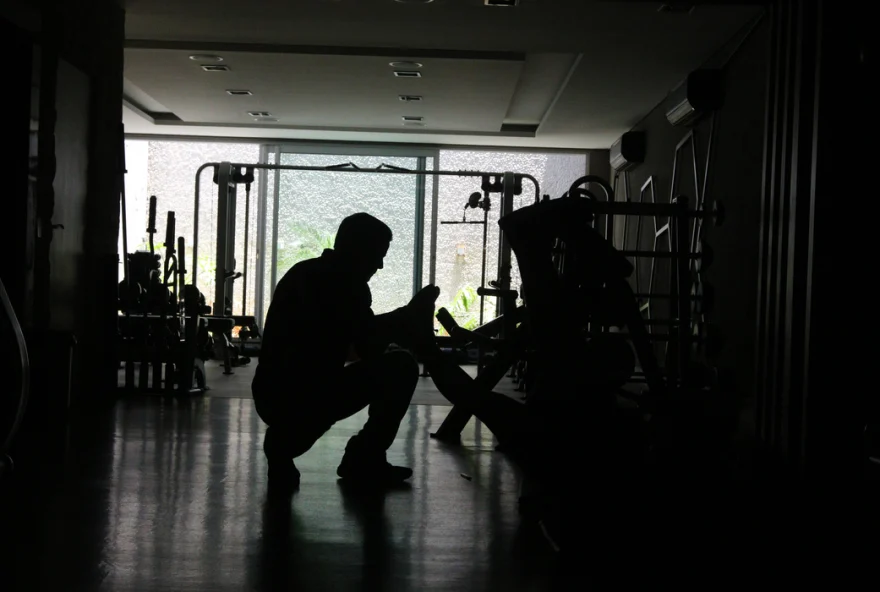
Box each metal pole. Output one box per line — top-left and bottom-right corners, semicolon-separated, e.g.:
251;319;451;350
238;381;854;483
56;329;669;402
479;192;489;326
192;162;213;291
674;197;691;385
270;150;281;295
429;162;440;286
214;162;232;315
226;183;238;316
242;181;250;316
413;156;426;295
254;145;269;328
496;173;515;322
119;131;130;282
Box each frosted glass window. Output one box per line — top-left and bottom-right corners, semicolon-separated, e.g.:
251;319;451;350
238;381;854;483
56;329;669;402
273;153;422;315
431;151;586;330
120;140;261;317
121;141;586;336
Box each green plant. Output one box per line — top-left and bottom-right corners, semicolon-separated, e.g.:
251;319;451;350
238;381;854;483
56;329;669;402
438;285;496;334
276;223;337;272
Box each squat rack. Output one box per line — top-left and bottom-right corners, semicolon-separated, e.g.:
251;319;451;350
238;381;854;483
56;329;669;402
192;162;541;323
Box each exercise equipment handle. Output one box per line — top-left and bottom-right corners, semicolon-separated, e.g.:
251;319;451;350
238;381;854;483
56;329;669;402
436;307;497;348
148;196;157;233
165;212;176;254
436;307;459;336
477;287;518;299
0;276;30;457
147;195;157;255
567;176;614;201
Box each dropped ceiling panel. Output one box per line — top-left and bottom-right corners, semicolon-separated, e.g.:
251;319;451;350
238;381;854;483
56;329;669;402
124;49;525;133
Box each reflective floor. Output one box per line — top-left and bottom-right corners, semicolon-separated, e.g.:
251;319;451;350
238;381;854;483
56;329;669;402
2;397;558;591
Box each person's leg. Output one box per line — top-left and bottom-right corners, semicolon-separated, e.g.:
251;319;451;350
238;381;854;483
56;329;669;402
335;349;420;481
254;372;337;492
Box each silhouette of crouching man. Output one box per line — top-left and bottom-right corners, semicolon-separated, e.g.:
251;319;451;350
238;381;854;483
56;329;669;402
252;212;439;492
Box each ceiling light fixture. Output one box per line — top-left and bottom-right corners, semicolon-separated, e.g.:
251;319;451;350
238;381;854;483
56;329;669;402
389;61;423;69
201;64;230;72
190;54;224;62
394;71;422;78
657;3;695;14
402;116;424;122
484;0;519;6
248;111;272;117
226;89;253;96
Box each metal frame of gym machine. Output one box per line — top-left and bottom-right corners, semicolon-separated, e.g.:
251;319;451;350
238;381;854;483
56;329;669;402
191;161;541;344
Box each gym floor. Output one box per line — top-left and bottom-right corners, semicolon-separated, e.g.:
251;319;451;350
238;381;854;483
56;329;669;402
4;365;871;590
5;365;559;592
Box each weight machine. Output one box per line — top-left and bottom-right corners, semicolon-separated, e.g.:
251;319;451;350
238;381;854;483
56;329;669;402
117;196;207;394
429;174;726;443
193;161;539;335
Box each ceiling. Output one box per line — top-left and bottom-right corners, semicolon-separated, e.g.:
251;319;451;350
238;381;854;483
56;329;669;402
121;0;764;149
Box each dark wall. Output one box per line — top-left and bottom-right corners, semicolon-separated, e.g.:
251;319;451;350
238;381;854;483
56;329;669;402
7;0;125;413
48;60;91;333
618;16;770;454
0;17;33;323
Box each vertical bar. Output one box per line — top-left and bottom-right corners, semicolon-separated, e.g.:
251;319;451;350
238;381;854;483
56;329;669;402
497;174;515;286
429;151;440;286
193;172;200;291
675;197;691;385
242;179;251;316
270;149;281;295
479;196;489;326
413;156;426;296
226;182;237;317
667;211;679;387
254;145;269;328
214;162;231;315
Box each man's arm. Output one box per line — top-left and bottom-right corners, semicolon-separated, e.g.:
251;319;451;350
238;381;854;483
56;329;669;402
350;285;440;360
351;306;410;360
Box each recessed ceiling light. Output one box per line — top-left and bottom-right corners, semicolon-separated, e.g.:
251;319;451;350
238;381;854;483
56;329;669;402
227;89;253;96
248;111;272;117
657;3;695;13
190;54;224;62
389;61;423;69
402;116;424;122
399;95;423;102
201;64;230;72
394;71;422;78
484;0;519;6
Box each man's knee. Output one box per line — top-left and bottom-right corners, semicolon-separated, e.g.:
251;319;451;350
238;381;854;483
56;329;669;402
381;349;420;393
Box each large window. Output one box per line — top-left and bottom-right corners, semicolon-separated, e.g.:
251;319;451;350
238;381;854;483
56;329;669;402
429;151;586;329
121;141;586;331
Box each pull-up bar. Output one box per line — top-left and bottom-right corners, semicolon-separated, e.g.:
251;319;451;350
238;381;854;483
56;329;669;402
192;161;540;318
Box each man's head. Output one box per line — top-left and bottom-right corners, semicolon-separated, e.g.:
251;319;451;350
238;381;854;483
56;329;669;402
334;212;392;282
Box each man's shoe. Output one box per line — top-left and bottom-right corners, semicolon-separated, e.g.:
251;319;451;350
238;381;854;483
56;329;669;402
337;457;413;484
264;428;301;493
267;459;301;494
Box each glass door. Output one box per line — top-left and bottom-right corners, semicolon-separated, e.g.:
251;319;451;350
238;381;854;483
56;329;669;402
256;145;436;326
